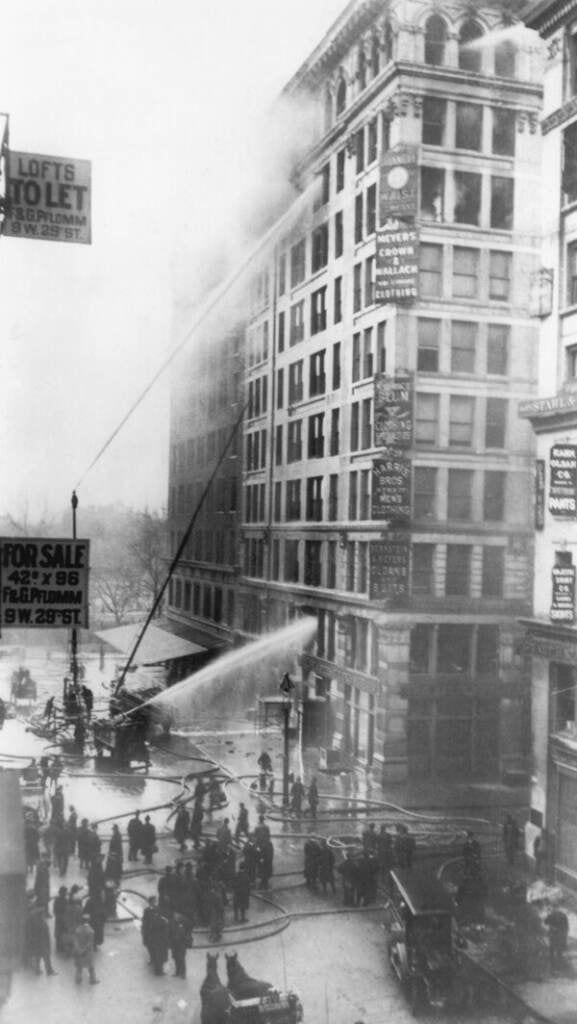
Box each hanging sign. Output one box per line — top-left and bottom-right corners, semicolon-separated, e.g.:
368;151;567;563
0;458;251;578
375;222;419;304
379;145;419;220
551;564;576;623
370;535;410;603
4;151;91;244
0;538;90;629
529;268;554;318
372;452;411;522
549;444;577;517
535;460;545;530
374;370;413;448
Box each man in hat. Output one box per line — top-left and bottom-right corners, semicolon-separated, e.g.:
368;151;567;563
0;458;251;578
73;913;99;984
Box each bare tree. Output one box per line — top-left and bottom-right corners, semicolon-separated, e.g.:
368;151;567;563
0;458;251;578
128;510;167;616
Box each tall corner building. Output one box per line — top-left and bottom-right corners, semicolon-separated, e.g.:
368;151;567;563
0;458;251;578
520;0;577;884
166;0;543;783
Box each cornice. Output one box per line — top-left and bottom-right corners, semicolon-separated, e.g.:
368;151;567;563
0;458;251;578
282;0;385;96
524;0;577;36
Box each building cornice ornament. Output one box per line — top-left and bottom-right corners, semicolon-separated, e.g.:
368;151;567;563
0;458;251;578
517;109;539;132
547;35;564;62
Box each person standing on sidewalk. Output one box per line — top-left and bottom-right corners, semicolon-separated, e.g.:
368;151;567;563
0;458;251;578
26;902;57;976
290;777;305;815
235;803;249;841
168;911;188;979
127;810;143;861
307;778;319;819
232;861;250;923
544;905;569;973
141;815;157;865
73;914;99;985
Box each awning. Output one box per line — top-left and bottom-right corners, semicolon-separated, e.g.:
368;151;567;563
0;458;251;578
96;623;206;666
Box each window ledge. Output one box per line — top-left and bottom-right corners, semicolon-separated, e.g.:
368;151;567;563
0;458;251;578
559;303;577;319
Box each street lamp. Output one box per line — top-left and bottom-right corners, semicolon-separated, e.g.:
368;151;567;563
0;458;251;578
280;672;295;806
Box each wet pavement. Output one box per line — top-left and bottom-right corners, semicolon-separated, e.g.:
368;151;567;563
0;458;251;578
0;640;563;1023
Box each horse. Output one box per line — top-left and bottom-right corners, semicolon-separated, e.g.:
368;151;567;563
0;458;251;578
200;953;231;1024
225;952;274;999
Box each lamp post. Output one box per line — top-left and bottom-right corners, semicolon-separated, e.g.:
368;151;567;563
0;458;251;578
280;672;295;807
282;696;291;807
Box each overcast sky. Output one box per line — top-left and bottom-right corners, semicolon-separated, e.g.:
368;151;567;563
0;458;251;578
0;0;346;527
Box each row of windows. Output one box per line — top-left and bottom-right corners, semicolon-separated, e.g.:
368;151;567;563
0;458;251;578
328;27;394;124
264;462;508;528
247;375;268;420
169;576;233;626
412;543;508;598
317;610;377;675
423;99;516;157
410;622;500;676
244;534;510;601
421;167;514;230
171;430;239;475
170;528;237;566
417;319;509;376
416;393;509;450
274;246;511;356
246;429;267;472
169;476;239;517
326;17;518;129
421;243;512;302
247;321;269;367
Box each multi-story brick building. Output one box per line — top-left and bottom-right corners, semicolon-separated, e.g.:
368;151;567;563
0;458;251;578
520;0;577;884
166;0;543;783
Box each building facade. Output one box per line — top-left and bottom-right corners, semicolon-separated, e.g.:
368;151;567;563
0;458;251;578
166;0;543;783
521;0;577;885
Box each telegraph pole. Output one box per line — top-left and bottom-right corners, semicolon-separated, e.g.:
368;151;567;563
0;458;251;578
70;490;79;695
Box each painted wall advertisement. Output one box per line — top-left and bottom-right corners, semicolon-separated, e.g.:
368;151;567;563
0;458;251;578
0;538;90;629
549;444;577;517
551;564;576;623
4;151;91;244
372;452;411;523
375;222;419;304
374;370;413;448
369;535;410;603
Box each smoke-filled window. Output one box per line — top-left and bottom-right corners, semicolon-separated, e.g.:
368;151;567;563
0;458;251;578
290;239;306;287
494;39;516;78
459;20;483;73
424;14;446;66
371;33;380;78
324;87;333;133
357;47;367;91
336;76;347;115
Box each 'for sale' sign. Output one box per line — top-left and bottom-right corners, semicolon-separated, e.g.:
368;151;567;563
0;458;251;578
0;538;90;629
4;151;91;244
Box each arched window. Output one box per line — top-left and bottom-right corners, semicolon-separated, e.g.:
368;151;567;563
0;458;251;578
324;88;333;133
424;14;447;66
495;39;516;78
383;20;394;63
371;34;380;78
459;20;483;72
336;76;347;116
358;47;367;91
